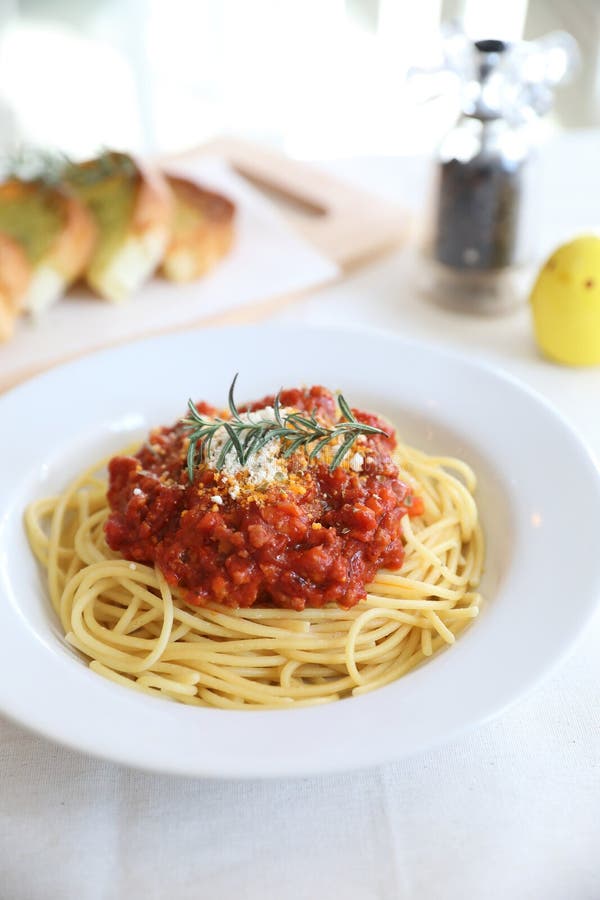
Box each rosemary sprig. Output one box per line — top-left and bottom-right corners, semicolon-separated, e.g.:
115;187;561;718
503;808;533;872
1;146;68;185
183;374;387;482
63;150;136;188
1;146;136;187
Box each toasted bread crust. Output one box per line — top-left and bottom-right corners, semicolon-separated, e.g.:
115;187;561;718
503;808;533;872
0;179;31;205
50;187;97;283
162;176;235;281
0;232;30;341
131;157;173;236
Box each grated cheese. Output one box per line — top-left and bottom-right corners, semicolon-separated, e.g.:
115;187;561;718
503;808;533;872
204;406;368;499
207;407;289;499
349;452;364;472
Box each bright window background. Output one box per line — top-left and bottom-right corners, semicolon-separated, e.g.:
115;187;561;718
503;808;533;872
0;0;598;160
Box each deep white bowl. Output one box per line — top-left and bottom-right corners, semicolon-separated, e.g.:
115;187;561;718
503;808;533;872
1;325;599;778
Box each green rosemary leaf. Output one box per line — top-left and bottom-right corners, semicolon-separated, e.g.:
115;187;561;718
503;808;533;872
223;422;244;465
216;436;234;470
186;398;208;426
228;374;242;422
337;394;357;423
186;435;198;481
308;434;335;459
282;435;310;459
203;431;216;464
329;433;356;471
273;390;284;426
241;426;260;450
285;413;318;431
238;435;255;465
250;427;281;458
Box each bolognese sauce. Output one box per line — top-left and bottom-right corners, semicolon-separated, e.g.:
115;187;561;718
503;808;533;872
105;386;423;610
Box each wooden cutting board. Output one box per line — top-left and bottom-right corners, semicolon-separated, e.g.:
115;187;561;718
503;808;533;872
169;137;410;271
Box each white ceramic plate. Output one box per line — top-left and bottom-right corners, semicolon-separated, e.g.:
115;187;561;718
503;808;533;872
1;325;599;778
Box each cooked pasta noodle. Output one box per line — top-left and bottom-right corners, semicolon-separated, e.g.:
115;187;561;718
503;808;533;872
25;441;483;709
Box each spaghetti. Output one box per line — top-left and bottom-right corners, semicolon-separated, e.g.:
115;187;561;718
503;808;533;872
25;438;484;710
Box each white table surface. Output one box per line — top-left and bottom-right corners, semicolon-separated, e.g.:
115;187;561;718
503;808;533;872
2;132;600;900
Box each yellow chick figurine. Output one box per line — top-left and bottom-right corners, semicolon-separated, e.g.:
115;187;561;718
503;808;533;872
530;235;600;365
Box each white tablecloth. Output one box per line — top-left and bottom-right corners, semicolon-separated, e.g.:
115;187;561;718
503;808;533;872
2;132;600;900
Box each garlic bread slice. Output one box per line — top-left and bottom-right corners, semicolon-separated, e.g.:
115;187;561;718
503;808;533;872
65;152;172;302
0;178;96;315
161;176;235;282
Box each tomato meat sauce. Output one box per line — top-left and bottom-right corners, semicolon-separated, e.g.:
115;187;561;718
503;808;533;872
105;386;423;610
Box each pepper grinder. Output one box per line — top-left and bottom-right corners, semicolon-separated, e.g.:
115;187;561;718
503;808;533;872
418;29;578;315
